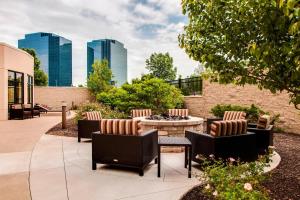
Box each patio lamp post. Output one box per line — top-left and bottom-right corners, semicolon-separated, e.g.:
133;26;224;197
62;102;67;129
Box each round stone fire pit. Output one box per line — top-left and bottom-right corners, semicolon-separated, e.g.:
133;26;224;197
135;116;204;137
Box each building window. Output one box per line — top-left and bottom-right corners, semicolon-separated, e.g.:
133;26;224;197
8;70;24;105
27;75;33;104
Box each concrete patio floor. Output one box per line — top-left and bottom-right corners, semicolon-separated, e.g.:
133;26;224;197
0;114;202;200
0;114;280;200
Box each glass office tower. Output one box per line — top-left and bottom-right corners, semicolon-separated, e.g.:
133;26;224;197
18;32;72;86
87;39;127;86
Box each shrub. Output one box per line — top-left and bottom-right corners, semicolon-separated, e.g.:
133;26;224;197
74;102;128;123
97;77;184;114
211;104;265;122
201;154;271;200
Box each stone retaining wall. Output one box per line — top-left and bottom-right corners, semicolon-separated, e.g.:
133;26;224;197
184;81;300;134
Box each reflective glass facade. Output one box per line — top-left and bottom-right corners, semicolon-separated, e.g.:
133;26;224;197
87;39;127;86
18;32;72;86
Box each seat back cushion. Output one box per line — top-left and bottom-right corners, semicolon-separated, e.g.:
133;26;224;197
210;120;247;136
131;109;152;118
168;109;189;117
100;119;142;136
86;111;102;120
23;104;32;109
223;111;246;120
11;104;22;109
257;115;271;129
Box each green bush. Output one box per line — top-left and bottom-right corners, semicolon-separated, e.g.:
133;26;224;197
74;102;128;123
97;77;184;114
211;104;265;122
201;154;272;200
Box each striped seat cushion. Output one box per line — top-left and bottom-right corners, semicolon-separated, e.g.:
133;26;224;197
223;111;246;120
168;109;189;117
257;115;271;129
210;120;247;136
86;111;102;120
131;109;152;118
100;119;142;136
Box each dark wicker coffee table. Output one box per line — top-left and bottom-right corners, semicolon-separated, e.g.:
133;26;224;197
158;136;192;178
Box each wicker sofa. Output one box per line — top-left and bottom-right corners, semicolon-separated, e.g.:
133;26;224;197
186;119;258;162
92;119;158;176
77;111;102;142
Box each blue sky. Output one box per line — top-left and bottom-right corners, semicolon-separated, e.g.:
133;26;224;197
0;0;198;86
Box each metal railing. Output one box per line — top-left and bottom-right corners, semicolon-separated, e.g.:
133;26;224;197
168;76;203;96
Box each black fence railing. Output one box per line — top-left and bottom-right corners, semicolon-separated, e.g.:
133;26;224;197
168;76;203;96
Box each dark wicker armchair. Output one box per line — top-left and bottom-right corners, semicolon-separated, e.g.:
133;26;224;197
247;115;274;154
92;119;158;176
186;119;258;162
77;111;102;142
10;104;32;120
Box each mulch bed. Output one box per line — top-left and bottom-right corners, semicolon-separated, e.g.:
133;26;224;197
46;118;78;137
46;122;300;199
181;132;300;200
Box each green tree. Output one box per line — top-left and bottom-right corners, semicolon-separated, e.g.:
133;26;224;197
21;48;48;86
97;77;183;114
146;52;177;81
87;59;113;95
179;0;300;109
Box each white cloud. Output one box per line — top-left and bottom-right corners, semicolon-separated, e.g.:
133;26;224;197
0;0;198;86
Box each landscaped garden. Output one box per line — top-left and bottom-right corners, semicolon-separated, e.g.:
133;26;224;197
44;0;300;198
13;0;299;199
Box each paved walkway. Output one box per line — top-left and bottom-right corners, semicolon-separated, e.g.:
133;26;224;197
0;114;280;200
0;114;202;200
0;113;72;200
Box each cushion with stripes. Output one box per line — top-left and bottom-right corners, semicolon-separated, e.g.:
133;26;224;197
100;119;142;136
210;119;247;136
168;109;189;117
257;115;271;129
131;109;152;118
86;111;102;120
223;111;246;120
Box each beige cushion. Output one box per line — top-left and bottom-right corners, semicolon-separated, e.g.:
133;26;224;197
86;111;102;120
257;115;271;129
168;109;189;117
11;104;22;109
131;109;152;118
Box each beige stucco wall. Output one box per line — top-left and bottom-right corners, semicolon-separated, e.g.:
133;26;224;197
0;43;34;120
34;87;93;111
184;81;300;134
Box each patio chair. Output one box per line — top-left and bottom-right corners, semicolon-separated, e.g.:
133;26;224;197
34;104;49;114
78;111;102;142
206;111;246;133
9;104;32;120
131;109;152;118
168;109;189;117
185;119;258;162
247;115;274;154
92;119;158;176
